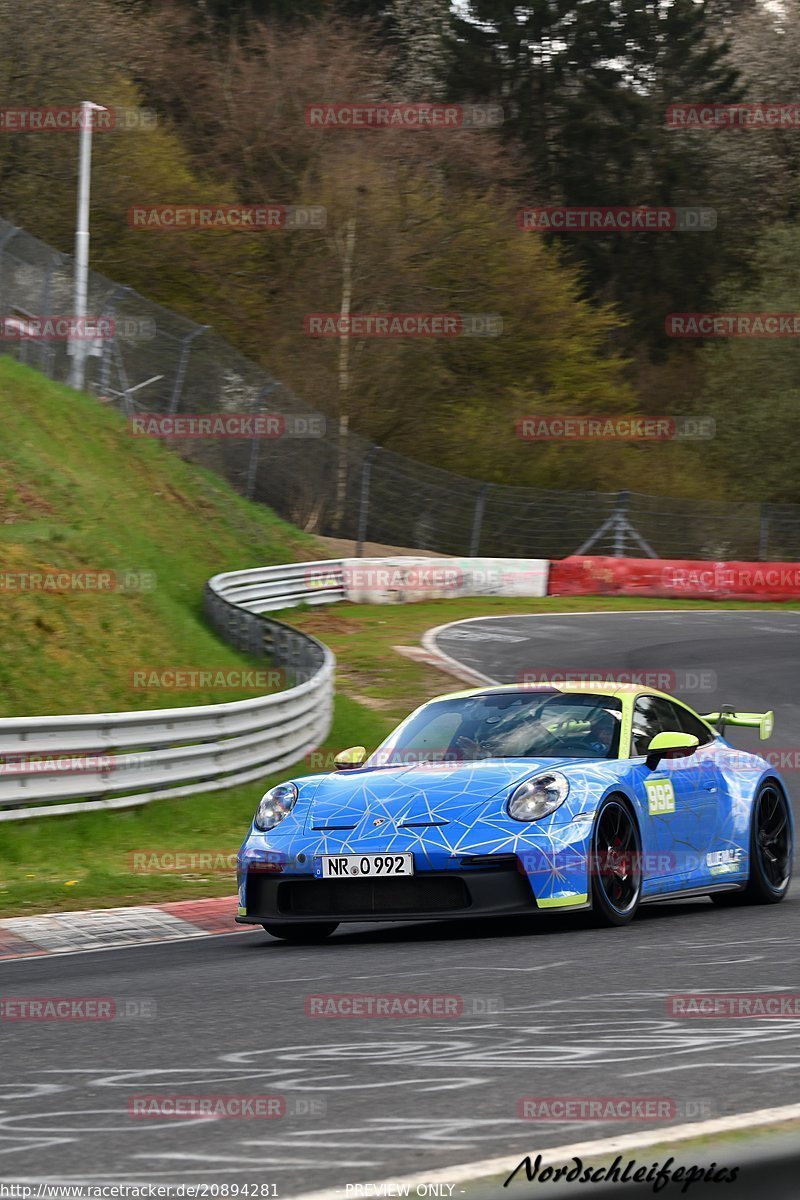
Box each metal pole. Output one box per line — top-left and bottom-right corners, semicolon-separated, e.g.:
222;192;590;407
39;255;63;377
98;284;130;399
355;445;378;558
69;101;106;390
758;504;770;561
167;325;208;414
334;212;357;529
0;225;19;314
470;484;488;556
613;491;629;557
247;382;277;500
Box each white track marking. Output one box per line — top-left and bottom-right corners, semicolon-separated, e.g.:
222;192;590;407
288;1104;800;1200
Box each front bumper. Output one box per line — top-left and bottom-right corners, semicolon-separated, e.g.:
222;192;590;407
237;863;540;924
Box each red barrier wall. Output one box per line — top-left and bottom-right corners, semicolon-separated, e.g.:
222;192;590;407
548;556;800;601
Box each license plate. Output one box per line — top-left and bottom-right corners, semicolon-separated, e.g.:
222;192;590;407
315;853;414;879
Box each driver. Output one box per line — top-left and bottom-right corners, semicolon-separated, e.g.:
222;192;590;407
585;707;619;756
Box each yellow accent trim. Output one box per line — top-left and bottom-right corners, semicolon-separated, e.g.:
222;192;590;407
334;746;367;766
537;893;589;909
437;681;678;701
237;906;247;916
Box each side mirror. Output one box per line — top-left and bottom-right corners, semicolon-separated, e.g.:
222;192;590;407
334;746;367;771
646;731;698;770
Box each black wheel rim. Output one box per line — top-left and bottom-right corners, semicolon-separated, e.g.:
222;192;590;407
595;801;641;914
755;786;792;894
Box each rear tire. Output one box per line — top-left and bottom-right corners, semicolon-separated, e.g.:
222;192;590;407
590;797;642;927
262;921;339;943
711;781;792;907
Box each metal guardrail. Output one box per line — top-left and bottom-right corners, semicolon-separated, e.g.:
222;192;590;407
0;562;340;821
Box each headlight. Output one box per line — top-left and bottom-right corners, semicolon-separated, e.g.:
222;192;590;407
508;772;569;821
254;782;298;831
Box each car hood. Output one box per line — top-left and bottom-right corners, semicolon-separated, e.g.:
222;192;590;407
303;758;577;831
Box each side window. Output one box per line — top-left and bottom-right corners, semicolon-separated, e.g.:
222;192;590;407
674;704;714;747
630;696;682;756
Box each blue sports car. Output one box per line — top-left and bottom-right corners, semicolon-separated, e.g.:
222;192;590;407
236;683;793;941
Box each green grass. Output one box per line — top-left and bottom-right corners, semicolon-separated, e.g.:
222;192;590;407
0;357;320;714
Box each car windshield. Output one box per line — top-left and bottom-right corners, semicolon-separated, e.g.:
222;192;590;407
368;690;623;765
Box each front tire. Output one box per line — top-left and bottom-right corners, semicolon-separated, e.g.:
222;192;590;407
262;921;339;943
590;797;642;926
710;781;792;907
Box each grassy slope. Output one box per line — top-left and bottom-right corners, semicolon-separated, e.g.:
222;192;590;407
0;357;320;714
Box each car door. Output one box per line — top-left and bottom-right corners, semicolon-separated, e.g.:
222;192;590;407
629;695;718;893
671;702;734;887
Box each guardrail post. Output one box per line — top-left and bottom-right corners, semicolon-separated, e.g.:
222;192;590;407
355;445;379;558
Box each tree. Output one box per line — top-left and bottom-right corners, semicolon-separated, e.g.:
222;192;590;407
703;224;800;503
137;10;638;488
448;1;744;353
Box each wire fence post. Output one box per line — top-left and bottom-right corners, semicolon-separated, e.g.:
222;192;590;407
470;484;489;556
98;284;131;399
613;491;629;557
355;445;379;558
39;255;64;378
247;382;277;500
759;504;771;561
168;325;207;414
0;225;19;312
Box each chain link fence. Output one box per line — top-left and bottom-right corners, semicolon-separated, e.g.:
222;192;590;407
1;215;797;561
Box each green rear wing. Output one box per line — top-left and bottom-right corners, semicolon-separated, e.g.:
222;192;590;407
700;706;774;740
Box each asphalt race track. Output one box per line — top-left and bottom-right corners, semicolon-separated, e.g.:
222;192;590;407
1;611;798;1192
